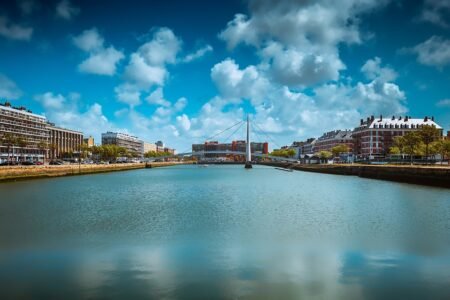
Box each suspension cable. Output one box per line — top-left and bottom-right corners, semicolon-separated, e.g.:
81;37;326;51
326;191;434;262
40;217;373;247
252;121;283;149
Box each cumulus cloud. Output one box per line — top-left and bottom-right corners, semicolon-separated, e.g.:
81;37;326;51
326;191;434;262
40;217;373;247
182;44;213;63
78;47;124;75
408;36;450;68
56;0;80;20
0;16;33;41
124;27;181;89
73;28;124;76
211;58;269;104
35;92;114;141
361;57;397;81
114;84;141;107
146;88;171;107
219;0;387;86
35;92;65;110
421;0;450;28
0;74;22;99
198;55;406;146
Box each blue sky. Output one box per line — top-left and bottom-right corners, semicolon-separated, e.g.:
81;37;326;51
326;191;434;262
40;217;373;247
0;0;449;151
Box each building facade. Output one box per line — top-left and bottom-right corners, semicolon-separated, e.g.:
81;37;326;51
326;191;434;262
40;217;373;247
101;132;144;157
315;130;354;153
143;142;157;153
48;125;83;159
83;136;95;147
0;103;50;162
353;115;443;159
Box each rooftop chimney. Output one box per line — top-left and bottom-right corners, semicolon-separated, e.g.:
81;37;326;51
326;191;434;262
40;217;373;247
399;116;402;120
424;116;428;122
431;116;434;121
392;116;395;120
379;115;382;121
360;119;364;125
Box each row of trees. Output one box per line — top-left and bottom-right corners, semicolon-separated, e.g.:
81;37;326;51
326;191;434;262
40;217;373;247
0;133;51;161
270;148;296;158
89;145;140;161
389;125;450;163
144;150;173;158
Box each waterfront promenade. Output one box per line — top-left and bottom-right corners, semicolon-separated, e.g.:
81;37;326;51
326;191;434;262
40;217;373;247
0;162;186;182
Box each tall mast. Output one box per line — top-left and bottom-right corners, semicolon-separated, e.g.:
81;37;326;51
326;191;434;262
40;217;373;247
245;115;252;168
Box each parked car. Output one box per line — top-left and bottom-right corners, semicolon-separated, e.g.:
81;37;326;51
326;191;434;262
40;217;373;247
35;161;44;165
49;160;64;165
0;161;19;166
21;161;35;165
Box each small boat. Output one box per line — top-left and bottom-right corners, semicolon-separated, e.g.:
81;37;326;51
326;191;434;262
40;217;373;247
198;164;209;168
275;167;293;172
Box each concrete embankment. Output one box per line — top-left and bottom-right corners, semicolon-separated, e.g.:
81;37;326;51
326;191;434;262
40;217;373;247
0;162;185;182
261;162;450;188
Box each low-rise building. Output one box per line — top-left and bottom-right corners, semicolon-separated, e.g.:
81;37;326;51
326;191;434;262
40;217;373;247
315;130;353;153
48;124;83;159
0;103;49;162
353;115;443;159
143;142;157;153
83;136;95;147
101;132;144;157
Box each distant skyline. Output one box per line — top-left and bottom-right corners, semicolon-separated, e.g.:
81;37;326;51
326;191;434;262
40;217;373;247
0;0;449;151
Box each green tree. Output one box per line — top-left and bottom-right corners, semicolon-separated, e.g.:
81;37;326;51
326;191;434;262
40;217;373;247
432;139;450;164
331;144;349;157
402;131;422;164
270;148;296;158
1;133;18;162
418;125;441;162
16;137;27;161
316;150;332;163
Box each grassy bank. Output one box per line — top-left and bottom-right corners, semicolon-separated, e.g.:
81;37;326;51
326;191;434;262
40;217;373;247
0;162;186;182
261;162;450;188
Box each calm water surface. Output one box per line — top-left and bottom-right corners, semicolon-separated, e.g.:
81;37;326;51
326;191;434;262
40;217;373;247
0;165;449;299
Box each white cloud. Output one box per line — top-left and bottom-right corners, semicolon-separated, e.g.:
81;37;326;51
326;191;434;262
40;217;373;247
125;53;167;88
0;16;33;41
174;97;187;111
35;92;115;142
211;58;269;104
421;0;450;28
146;88;171;107
176;114;191;131
73;28;124;76
56;0;80;20
260;42;345;86
78;46;124;76
114;84;141;107
182;45;213;63
73;28;104;52
409;36;450;68
361;57;397;81
124;28;181;89
35;92;65;110
219;0;388;86
0;74;22;99
436;99;450;107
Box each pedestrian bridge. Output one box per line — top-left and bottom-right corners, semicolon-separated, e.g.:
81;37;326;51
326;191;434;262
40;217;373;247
153;150;300;163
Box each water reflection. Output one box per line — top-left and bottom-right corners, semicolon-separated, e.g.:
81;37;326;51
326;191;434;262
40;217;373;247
0;165;449;299
1;243;450;299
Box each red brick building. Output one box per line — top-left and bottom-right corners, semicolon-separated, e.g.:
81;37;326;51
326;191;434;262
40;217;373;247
352;115;443;159
314;130;353;153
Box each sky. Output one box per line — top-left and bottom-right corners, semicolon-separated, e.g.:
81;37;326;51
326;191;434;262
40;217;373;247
0;0;449;151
